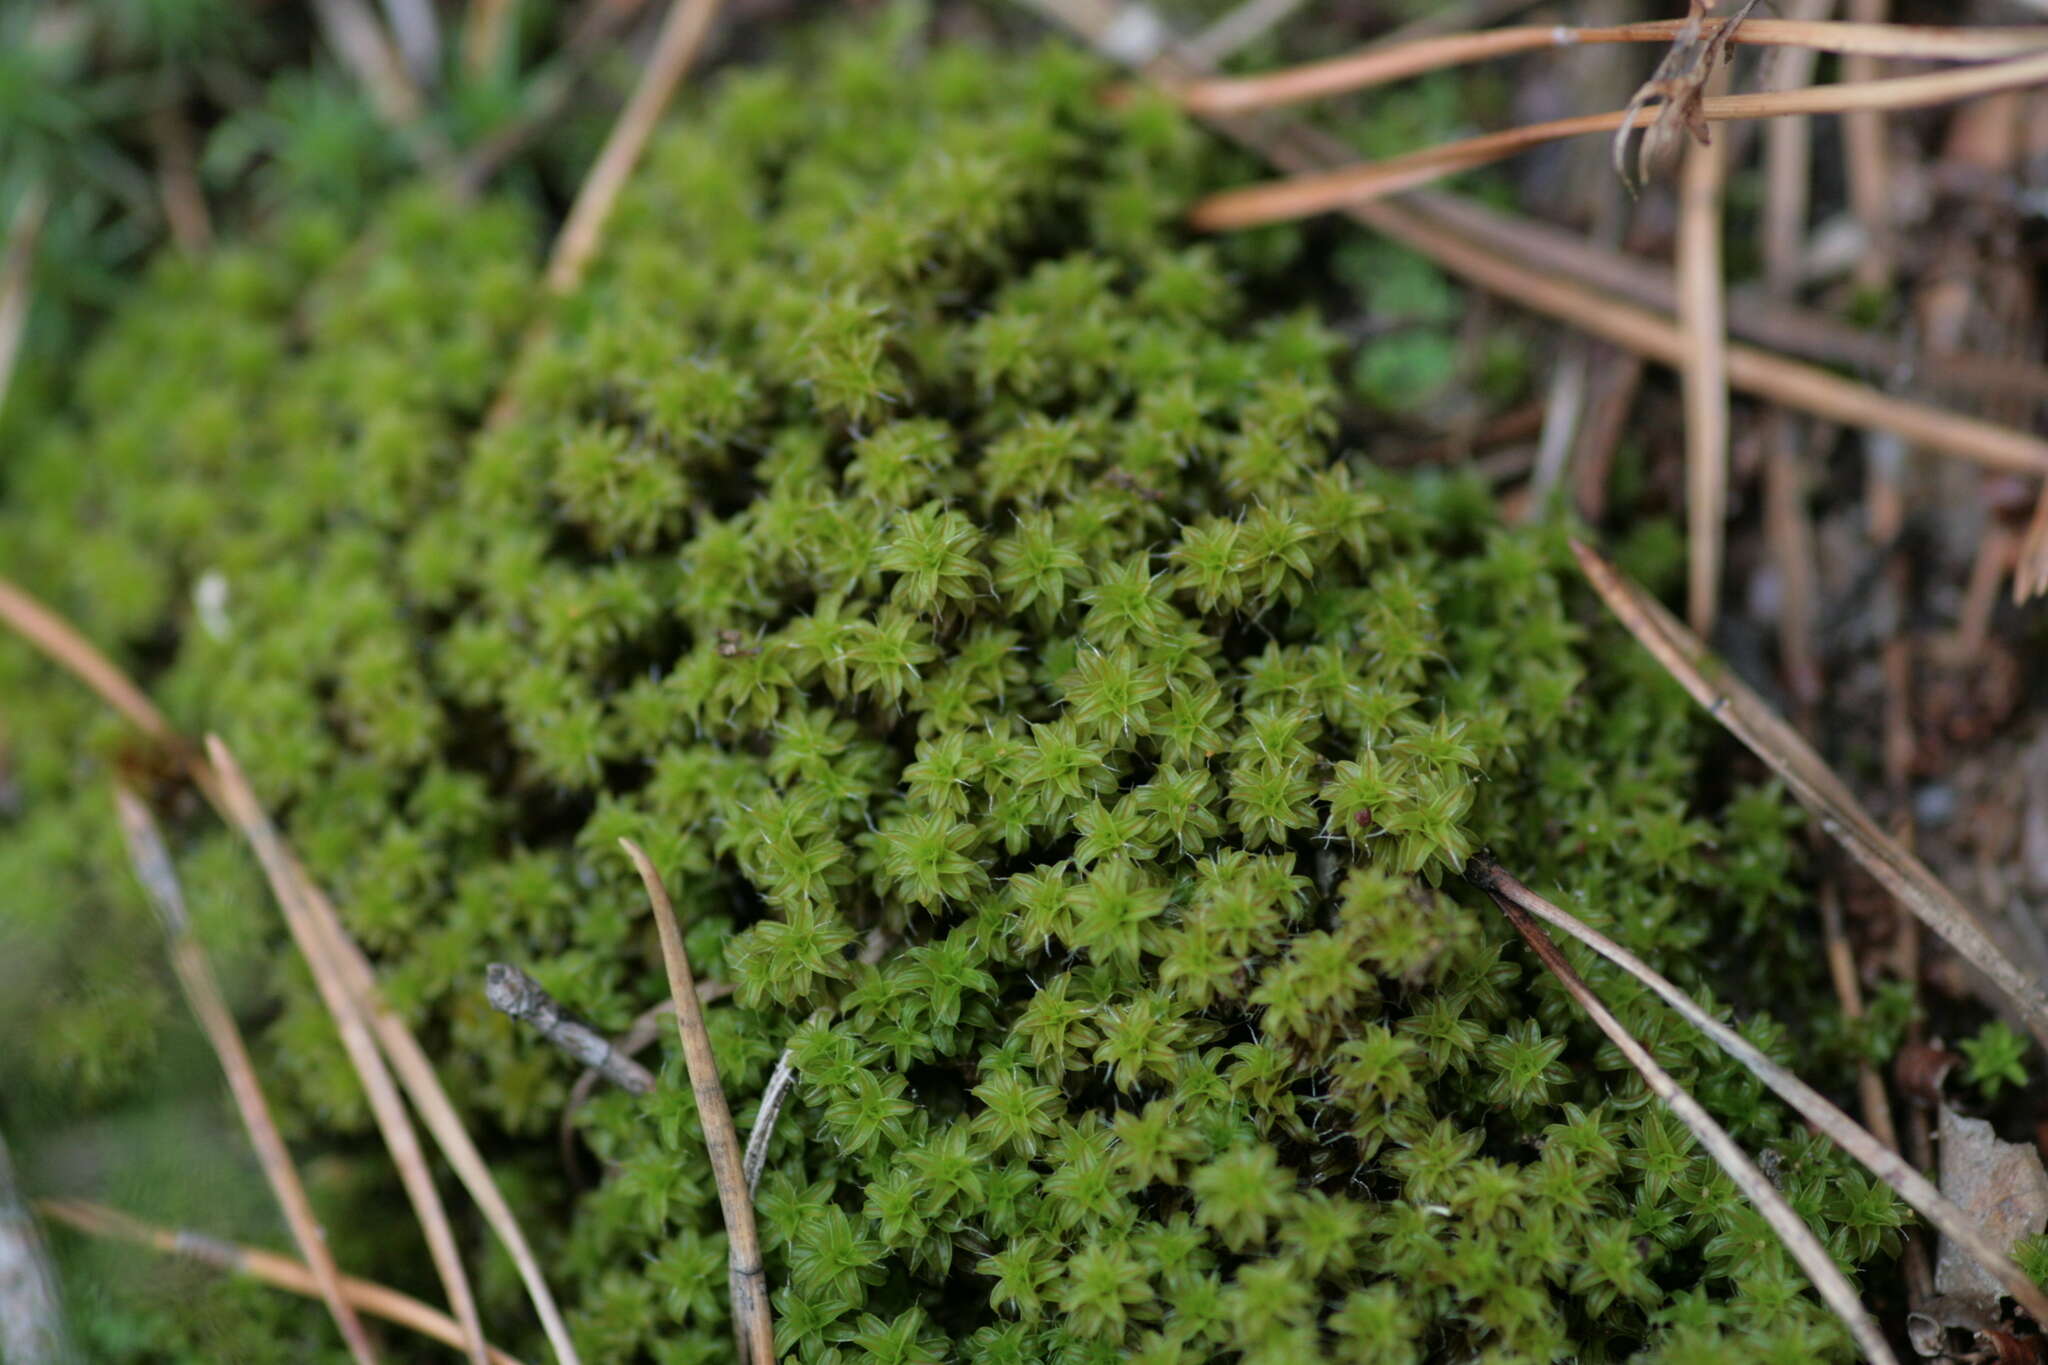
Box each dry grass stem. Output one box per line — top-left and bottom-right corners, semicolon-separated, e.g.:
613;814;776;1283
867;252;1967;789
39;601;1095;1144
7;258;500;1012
621;838;773;1365
0;569;581;1364
112;783;380;1365
486;964;656;1095
0;577;198;780
206;737;491;1365
1348;195;2048;477
1845;0;1895;290
1570;540;2048;1051
1167;18;2048;115
1678;62;1732;636
1189;49;2048;230
1462;858;1899;1365
545;0;723;295
0;1130;71;1365
297;870;584;1365
1405;189;2048;407
1473;855;2048;1323
559;981;733;1183
36;1200;529;1365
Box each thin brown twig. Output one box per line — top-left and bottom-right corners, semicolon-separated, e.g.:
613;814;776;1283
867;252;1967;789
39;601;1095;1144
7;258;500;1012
1165;18;2048;115
1405;189;2048;408
485;0;722;430
36;1199;528;1365
1189;50;2048;230
1570;539;2048;1051
1469;854;2048;1325
487;964;656;1095
1845;0;1895;291
1677;59;1732;637
112;783;380;1365
0;577;580;1364
1462;858;1898;1365
545;0;722;295
206;738;490;1365
558;981;732;1184
620;839;772;1365
295;869;584;1365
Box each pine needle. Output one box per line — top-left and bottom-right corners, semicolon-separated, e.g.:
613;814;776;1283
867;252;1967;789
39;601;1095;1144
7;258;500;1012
207;737;490;1365
0;570;585;1365
620;838;773;1365
112;783;381;1365
1470;853;2048;1325
1165;18;2048;115
1190;49;2048;229
36;1199;528;1365
1463;857;1900;1365
1571;539;2048;1053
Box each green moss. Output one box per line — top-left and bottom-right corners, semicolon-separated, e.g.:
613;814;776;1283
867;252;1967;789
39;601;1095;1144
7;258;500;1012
0;13;1901;1363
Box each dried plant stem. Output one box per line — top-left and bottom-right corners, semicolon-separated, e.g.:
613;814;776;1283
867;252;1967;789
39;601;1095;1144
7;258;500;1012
545;0;722;295
487;964;656;1095
1844;0;1894;291
1678;64;1731;637
0;1130;72;1365
621;839;773;1365
112;784;380;1365
36;1200;528;1365
207;738;490;1365
1818;882;1901;1154
297;870;583;1365
1571;540;2048;1052
0;578;191;759
1462;859;1897;1365
486;0;722;430
0;573;583;1365
1473;855;2048;1323
1167;18;2048;114
1404;189;2048;408
1191;49;2048;230
1354;196;2048;477
559;982;733;1183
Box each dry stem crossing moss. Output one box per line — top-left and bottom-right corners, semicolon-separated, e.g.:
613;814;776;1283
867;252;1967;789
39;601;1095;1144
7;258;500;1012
0;12;1910;1362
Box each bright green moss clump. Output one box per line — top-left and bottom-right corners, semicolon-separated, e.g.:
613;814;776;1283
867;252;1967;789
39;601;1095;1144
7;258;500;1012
0;14;1903;1364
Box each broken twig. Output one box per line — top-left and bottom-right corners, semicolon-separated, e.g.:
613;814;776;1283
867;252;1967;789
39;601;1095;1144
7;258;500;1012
487;963;656;1095
114;784;381;1365
1462;857;1898;1365
36;1199;527;1365
1572;540;2048;1053
1471;853;2048;1324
